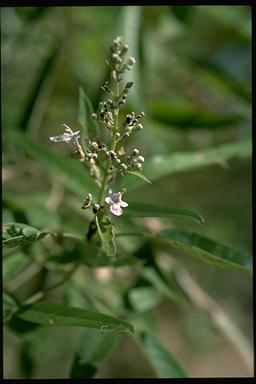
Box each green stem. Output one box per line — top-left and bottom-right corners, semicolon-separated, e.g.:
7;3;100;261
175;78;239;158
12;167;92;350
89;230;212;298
98;80;120;205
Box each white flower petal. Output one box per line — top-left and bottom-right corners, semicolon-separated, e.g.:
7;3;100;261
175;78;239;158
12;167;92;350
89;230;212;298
120;201;128;207
110;204;123;216
49;134;66;142
105;197;111;204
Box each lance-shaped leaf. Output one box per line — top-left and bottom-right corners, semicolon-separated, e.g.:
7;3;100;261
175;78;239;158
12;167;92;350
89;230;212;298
127;171;151;184
125;202;204;224
17;302;135;333
95;212;116;257
117;140;252;191
2;223;49;248
157;229;252;273
10;130;98;197
149;100;241;129
78;86;99;138
138;331;188;378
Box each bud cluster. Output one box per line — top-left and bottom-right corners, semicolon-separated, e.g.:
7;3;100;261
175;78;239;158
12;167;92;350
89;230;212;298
106;36;136;82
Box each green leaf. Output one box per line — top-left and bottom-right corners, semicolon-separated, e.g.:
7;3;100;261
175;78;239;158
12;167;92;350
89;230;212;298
125;202;204;224
127;171;151;184
19;42;60;132
70;328;118;378
140;266;188;306
8;316;41;335
3;251;29;281
157;229;252;272
10;130;98;197
78;86;99;138
138;331;188;378
95;212;116;257
119;6;143;109
17;302;135;333
149;100;241;129
117;140;252;191
3;291;20;324
128;287;162;313
2;223;49;248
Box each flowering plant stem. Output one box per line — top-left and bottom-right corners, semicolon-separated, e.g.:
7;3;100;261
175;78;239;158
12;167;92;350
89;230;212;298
98;81;120;205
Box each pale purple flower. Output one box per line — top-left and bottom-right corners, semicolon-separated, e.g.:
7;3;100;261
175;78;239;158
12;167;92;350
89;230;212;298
105;189;128;216
49;124;80;147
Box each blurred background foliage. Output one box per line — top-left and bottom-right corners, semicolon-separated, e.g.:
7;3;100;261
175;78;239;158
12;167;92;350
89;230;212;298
2;5;252;378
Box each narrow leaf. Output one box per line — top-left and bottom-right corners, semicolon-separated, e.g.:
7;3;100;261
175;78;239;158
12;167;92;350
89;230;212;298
10;130;98;197
125;202;204;224
117;140;252;191
149;100;241;129
78;86;99;138
17;302;135;333
127;171;151;184
157;229;252;272
138;331;188;378
3;291;20;324
70;328;118;378
2;223;48;248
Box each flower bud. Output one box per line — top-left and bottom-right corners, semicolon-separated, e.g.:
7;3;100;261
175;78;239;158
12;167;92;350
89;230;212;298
126;81;134;89
137;156;144;163
112;53;122;63
114;36;123;45
127;56;136;66
106;150;117;159
82;193;92;210
106;111;113;121
132;148;139;156
91;113;97;120
135;123;143;130
120;163;128;170
92;203;100;214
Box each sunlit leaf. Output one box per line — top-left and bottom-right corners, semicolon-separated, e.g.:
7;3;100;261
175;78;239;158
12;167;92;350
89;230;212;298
125;202;204;224
118;140;252;191
17;302;135;333
157;229;252;272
